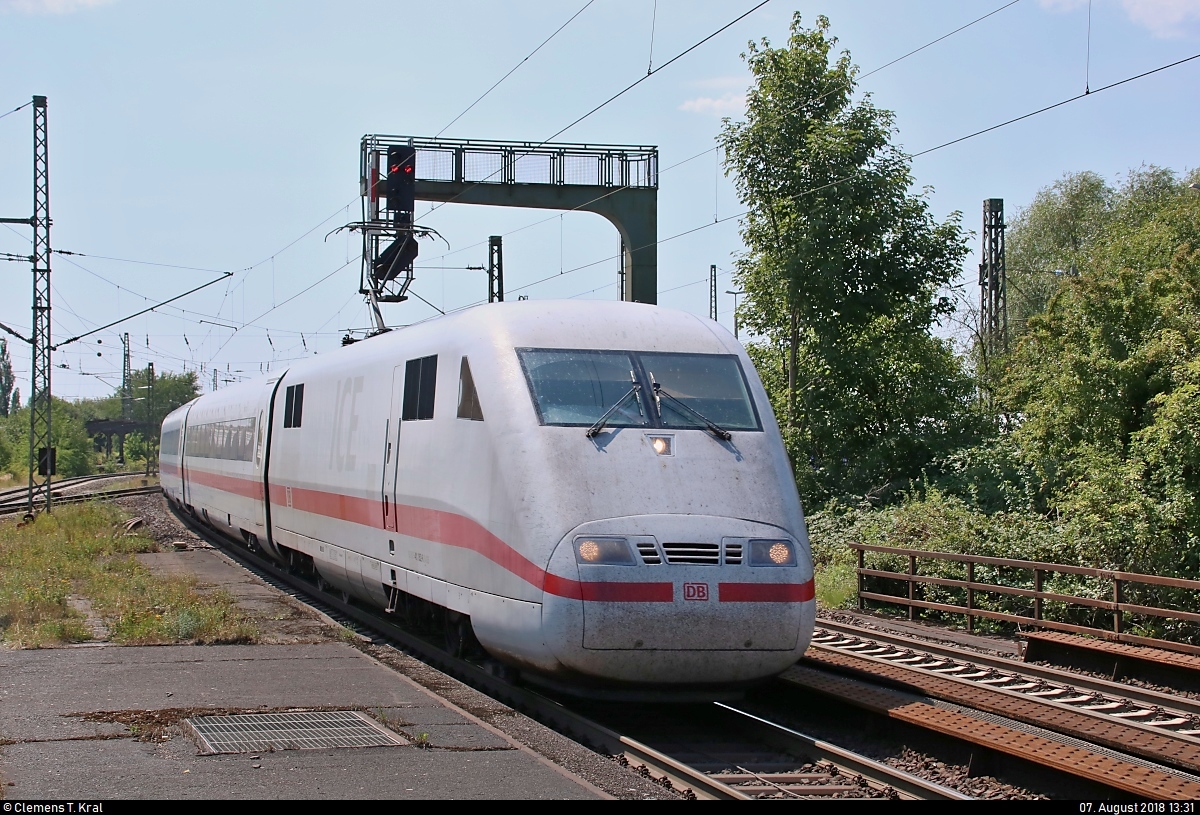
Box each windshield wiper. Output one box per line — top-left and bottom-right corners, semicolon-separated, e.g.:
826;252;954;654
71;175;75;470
650;374;733;441
585;372;644;438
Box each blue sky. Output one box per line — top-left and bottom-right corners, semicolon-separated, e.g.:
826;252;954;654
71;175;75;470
1;0;1197;399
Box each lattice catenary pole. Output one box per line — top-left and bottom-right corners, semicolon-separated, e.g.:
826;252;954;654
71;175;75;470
28;95;52;515
978;198;1006;359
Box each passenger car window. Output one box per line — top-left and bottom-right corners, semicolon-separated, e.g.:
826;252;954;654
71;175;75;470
283;383;305;428
183;417;257;461
402;355;437;421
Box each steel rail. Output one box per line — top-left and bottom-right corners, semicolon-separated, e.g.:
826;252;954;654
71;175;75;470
818;619;1200;717
0;470;141;502
784;661;1200;800
812;622;1200;744
0;484;160;515
715;703;971;800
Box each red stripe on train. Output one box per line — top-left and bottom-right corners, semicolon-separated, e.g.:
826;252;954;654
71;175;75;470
718;581;815;602
543;573;674;602
185;468;804;605
186;466;264;500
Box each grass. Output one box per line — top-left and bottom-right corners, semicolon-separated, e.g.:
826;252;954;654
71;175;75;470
0;502;258;648
814;559;858;610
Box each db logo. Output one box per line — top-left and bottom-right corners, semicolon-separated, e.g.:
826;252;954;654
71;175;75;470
683;582;709;601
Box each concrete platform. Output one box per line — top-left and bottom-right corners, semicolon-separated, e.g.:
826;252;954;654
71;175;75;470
134;547;336;644
0;644;606;799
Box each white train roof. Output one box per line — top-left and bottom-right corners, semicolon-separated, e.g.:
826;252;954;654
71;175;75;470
410;299;738;354
174;300;743;410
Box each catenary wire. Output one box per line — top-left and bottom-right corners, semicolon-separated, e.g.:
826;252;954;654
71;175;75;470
493;47;1200;303
435;0;596;137
0;99;33;122
414;0;1016;264
424;1;773;218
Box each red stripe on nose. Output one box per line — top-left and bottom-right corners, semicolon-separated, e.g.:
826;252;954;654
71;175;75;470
718;581;815;602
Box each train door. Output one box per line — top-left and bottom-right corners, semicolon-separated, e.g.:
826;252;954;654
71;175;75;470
179;402;195;509
381;365;405;531
253;409;266;530
381;355;437;531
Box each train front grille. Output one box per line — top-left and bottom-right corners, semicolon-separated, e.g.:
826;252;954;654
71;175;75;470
636;541;662;564
662;542;720;565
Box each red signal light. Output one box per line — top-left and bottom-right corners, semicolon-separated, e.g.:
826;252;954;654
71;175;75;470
386;145;416;214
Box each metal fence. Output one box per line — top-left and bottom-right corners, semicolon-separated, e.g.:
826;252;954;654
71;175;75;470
850;542;1200;656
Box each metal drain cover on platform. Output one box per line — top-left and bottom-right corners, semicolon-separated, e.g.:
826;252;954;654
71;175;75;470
184;710;406;754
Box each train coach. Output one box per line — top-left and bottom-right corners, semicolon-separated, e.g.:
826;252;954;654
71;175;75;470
160;300;815;692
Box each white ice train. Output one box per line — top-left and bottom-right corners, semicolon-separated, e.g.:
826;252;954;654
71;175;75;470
160;300;815;690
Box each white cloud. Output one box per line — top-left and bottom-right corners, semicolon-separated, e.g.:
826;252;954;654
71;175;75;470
1120;0;1200;37
1039;0;1200;38
0;0;114;13
679;92;746;116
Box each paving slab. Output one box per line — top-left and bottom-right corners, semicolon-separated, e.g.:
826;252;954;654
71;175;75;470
0;644;604;799
134;547;335;643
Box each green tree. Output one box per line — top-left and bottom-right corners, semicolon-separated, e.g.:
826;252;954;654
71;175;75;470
1005;171;1113;340
0;339;14;418
1001;168;1200;574
3;398;96;478
721;13;973;504
128;368;199;430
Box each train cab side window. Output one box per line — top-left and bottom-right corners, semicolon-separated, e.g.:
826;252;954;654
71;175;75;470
402;355;437;421
457;356;484;421
283;383;305;428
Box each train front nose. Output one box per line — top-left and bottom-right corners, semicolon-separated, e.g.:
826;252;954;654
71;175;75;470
540;514;816;685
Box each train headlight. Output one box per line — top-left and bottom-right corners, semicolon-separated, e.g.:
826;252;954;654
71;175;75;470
646;434;674;456
748;539;796;567
574;536;635;565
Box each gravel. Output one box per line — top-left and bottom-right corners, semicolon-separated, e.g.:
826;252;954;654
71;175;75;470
888;749;1047;800
114;492;206;550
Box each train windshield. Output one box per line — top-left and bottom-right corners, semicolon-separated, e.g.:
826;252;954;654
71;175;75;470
518;350;648;428
642;353;760;431
519;349;760;431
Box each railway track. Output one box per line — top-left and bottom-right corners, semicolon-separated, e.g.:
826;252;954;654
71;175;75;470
0;470;145;503
164;502;967;800
0;483;161;516
591;699;967;799
793;620;1200;799
814;621;1200;741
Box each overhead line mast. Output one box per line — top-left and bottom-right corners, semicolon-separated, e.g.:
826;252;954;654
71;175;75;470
0;96;53;514
29;95;52;515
